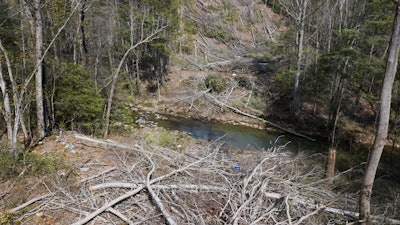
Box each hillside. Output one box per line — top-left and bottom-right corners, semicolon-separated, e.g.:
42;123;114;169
121;0;294;133
2;0;400;224
134;0;376;145
177;0;283;64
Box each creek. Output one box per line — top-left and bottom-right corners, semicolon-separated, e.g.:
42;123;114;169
138;112;400;180
155;114;323;151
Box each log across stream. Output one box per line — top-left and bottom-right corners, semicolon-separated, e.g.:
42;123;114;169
137;112;400;180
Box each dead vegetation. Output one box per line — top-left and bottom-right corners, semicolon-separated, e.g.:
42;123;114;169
4;131;397;225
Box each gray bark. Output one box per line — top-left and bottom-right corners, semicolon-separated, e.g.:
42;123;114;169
278;0;310;113
34;0;46;139
359;1;400;224
0;40;21;156
103;11;168;138
0;64;14;148
291;0;307;112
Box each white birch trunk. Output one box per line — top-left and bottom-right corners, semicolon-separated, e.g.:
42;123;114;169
0;41;21;155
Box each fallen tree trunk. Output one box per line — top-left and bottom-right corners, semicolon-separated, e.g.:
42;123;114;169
71;143;218;225
145;155;177;225
205;93;316;141
68;134;399;224
86;183;400;224
10;193;53;213
71;184;146;225
89;182;228;192
263;192;400;224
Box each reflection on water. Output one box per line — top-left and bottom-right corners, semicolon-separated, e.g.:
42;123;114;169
155;114;325;152
152;113;400;180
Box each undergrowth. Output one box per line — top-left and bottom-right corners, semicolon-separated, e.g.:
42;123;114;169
142;128;190;151
0;148;60;182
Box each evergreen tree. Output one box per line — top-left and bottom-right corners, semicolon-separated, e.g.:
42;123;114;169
54;63;103;133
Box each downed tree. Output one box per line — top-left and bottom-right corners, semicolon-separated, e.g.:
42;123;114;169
71;142;220;225
9;132;399;224
205;93;316;141
9;193;53;213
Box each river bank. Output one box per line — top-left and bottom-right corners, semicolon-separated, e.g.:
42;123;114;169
172;101;377;148
126;67;400;180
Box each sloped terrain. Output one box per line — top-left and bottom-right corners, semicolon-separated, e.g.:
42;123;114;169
178;0;283;68
142;0;286;131
2;131;370;224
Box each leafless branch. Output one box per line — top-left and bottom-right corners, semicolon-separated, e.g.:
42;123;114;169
10;193;53;213
145;154;177;225
12;132;399;225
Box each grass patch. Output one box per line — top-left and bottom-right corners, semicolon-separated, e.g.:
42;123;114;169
142;128;190;151
0;211;15;225
0;150;60;182
243;93;267;110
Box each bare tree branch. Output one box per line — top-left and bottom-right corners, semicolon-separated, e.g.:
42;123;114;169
10;193;53;213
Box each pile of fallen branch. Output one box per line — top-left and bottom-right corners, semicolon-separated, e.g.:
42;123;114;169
8;133;400;224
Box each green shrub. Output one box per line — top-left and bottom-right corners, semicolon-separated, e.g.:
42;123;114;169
110;103;136;133
275;70;294;90
204;74;227;93
143;129;189;151
0;150;59;181
204;26;231;40
54;63;103;133
25;153;58;177
0;211;15;225
183;19;197;35
0;150;18;181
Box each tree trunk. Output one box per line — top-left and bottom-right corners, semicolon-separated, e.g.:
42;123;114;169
359;1;400;224
135;54;141;95
291;0;308;113
103;46;136;138
0;40;21;157
80;0;88;66
103;15;168;137
0;65;14;148
34;0;46;139
326;82;344;178
326;147;336;178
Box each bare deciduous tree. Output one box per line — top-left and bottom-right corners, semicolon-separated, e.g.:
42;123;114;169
0;1;82;152
359;1;400;224
32;0;46;139
279;0;310;113
102;4;169;138
0;41;21;156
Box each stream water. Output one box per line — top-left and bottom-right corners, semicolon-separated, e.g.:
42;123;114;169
139;112;400;180
155;114;324;152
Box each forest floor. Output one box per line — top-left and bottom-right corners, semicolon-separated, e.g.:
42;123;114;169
0;130;372;225
1;127;399;224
